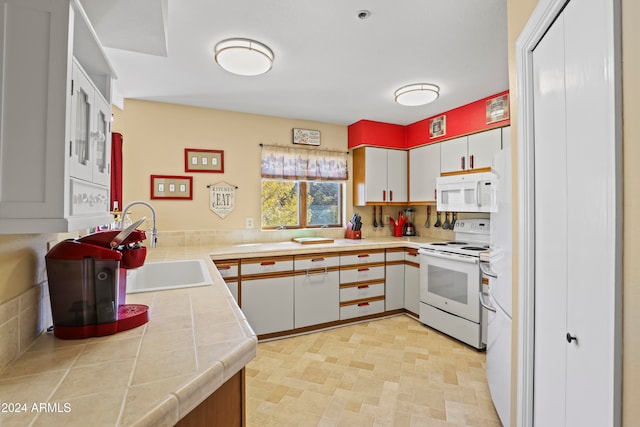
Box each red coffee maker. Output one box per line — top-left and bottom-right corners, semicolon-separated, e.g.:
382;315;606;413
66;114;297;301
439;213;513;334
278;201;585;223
45;220;150;339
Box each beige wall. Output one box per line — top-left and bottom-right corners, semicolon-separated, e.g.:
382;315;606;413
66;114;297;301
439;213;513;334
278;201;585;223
507;0;638;424
113;100;350;233
621;0;640;423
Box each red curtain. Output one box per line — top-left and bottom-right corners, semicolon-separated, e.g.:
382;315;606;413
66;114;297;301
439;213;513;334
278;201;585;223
110;132;123;211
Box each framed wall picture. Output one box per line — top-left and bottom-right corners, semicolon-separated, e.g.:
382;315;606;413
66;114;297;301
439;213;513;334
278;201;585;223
292;128;321;146
486;94;510;124
150;175;193;200
429;115;446;139
184;148;224;173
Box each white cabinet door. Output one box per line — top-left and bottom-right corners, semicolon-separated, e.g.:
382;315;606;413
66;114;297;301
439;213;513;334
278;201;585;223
467;128;502;170
360;147;407;204
404;263;420;314
386;149;407;203
440;136;468;174
294;270;339;328
70;61;111;186
69;63;94;183
385;263;404;311
241;276;294;335
92;93;111;187
364;147;388;203
409;143;440;202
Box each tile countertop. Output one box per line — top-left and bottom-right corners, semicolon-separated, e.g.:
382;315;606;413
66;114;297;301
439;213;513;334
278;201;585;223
0;236;431;427
148;236;436;262
0;254;256;427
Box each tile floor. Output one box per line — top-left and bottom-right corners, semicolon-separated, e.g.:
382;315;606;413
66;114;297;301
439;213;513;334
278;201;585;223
245;315;501;426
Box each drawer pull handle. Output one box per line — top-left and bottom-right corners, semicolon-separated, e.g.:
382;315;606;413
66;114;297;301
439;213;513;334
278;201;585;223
357;302;370;307
357;268;370;272
218;266;231;270
260;261;276;266
357;254;370;258
357;285;369;289
311;258;325;262
407;253;417;257
306;267;329;276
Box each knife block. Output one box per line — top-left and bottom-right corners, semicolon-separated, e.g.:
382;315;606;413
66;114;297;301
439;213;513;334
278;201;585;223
345;222;362;239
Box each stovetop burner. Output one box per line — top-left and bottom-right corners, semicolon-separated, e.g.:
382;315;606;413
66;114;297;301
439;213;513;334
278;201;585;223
461;246;486;251
446;241;468;245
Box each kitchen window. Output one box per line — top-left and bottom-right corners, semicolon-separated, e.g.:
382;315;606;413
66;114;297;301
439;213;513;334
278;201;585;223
260;144;347;229
261;180;343;229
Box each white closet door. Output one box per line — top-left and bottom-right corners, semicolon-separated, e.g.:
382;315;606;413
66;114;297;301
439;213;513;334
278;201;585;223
532;0;620;425
532;12;569;425
563;0;619;424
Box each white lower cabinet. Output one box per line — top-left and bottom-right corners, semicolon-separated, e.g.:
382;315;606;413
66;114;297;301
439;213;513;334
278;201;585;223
385;249;405;311
213;259;240;304
294;271;339;328
241;275;294;335
404;249;420;315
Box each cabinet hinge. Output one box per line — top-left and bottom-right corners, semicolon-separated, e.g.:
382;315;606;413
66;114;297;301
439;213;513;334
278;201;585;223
70;80;74;96
69;141;72;157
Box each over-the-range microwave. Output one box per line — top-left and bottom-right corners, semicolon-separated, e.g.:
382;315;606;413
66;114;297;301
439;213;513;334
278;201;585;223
436;172;496;213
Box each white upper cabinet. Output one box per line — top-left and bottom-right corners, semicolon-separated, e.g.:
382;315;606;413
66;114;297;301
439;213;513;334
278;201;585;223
354;147;407;205
440;128;503;174
0;0;115;233
409;143;440;202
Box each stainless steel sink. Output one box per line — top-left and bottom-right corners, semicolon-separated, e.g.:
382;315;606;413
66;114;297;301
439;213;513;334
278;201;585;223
126;259;212;293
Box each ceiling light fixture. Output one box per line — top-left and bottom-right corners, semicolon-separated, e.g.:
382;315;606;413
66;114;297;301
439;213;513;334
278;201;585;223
214;38;274;76
394;83;440;106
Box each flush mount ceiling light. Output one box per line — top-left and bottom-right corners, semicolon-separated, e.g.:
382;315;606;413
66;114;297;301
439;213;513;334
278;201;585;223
214;38;274;76
394;83;440;106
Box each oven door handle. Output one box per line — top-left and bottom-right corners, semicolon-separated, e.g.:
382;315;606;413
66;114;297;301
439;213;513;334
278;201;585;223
479;261;498;278
419;249;479;264
479;291;497;312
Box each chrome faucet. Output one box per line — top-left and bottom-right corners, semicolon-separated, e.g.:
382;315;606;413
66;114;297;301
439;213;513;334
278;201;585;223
120;201;158;248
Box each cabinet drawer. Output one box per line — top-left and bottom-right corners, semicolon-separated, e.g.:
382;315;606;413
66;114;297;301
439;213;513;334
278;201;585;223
241;256;293;276
340;264;385;284
385;249;405;262
340;282;384;302
340;250;385;266
213;259;239;279
404;249;420;263
339;298;385;320
294;253;340;271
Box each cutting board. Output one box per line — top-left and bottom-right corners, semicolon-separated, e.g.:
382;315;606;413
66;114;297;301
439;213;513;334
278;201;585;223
292;237;334;245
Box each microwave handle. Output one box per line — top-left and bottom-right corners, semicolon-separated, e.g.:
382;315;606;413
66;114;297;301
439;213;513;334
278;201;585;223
476;181;481;206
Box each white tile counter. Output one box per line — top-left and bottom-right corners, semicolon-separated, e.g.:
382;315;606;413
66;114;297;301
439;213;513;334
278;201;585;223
0;253;256;427
0;236;435;426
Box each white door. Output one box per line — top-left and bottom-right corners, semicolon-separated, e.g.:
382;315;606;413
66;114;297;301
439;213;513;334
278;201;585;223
530;0;621;425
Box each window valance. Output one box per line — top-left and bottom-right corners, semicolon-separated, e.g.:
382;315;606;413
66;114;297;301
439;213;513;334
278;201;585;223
260;144;348;181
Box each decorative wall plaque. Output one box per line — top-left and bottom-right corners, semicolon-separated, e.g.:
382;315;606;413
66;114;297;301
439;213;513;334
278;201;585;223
209;181;237;218
486;94;510;124
429;115;446;139
292;128;321;146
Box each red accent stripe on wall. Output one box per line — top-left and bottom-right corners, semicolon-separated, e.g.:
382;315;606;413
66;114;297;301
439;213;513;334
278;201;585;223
347;90;510;150
347;120;406;149
406;89;510;148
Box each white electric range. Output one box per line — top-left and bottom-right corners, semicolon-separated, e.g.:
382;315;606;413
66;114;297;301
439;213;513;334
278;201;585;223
418;219;490;349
